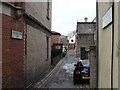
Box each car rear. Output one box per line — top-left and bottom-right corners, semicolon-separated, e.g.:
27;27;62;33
73;60;90;84
79;66;90;80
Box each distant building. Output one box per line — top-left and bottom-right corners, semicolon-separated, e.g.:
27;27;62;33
51;31;61;44
60;35;69;48
69;43;75;50
76;17;96;57
51;31;63;66
68;34;76;50
51;31;61;50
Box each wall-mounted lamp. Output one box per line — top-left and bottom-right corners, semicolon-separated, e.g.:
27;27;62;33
15;8;25;31
15;8;25;20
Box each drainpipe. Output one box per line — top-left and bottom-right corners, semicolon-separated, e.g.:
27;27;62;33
96;0;99;89
111;1;114;90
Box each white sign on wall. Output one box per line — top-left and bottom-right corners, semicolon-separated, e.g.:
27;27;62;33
11;30;23;40
102;6;112;29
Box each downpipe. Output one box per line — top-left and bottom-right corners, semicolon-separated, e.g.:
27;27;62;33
111;1;114;90
96;0;99;89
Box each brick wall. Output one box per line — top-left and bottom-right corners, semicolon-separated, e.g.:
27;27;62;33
51;35;60;44
2;14;24;88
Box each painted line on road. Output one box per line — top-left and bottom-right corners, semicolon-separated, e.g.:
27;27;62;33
37;57;65;88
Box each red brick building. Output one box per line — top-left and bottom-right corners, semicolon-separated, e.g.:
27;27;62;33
51;31;63;66
2;2;25;88
51;31;61;49
51;31;61;44
1;1;52;88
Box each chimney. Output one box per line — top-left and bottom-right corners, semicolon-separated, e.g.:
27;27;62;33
84;17;88;22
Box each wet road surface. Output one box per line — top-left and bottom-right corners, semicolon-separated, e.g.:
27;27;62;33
37;50;89;89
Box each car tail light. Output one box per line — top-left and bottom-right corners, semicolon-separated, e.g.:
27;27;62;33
75;71;80;75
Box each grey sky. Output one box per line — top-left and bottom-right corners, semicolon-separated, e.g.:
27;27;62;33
52;0;96;35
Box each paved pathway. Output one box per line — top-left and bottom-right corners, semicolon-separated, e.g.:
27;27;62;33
37;50;89;89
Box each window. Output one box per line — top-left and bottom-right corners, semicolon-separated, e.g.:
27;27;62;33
46;0;50;20
71;40;74;42
46;37;49;59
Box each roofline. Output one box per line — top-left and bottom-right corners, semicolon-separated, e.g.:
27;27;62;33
92;17;96;22
77;33;94;35
53;43;63;45
3;2;53;35
52;33;61;35
24;12;52;35
51;31;61;35
77;22;96;24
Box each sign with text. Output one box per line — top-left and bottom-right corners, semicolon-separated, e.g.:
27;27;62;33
102;6;112;29
11;30;23;40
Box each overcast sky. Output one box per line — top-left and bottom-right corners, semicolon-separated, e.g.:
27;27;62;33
52;0;96;35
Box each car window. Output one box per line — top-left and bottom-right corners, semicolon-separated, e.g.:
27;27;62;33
81;60;90;67
77;62;83;67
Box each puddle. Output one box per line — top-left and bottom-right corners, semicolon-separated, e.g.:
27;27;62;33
62;63;76;74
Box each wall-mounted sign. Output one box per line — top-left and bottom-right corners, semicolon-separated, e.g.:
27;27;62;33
102;6;112;29
11;30;23;40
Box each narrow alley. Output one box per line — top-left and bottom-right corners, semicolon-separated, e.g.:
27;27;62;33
35;50;89;89
1;1;119;89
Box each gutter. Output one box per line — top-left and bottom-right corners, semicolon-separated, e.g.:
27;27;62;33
24;12;52;35
3;2;24;10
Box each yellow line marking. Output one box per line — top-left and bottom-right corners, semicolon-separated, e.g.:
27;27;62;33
37;58;64;88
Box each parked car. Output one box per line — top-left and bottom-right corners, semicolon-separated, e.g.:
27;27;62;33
62;46;67;57
73;59;90;84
